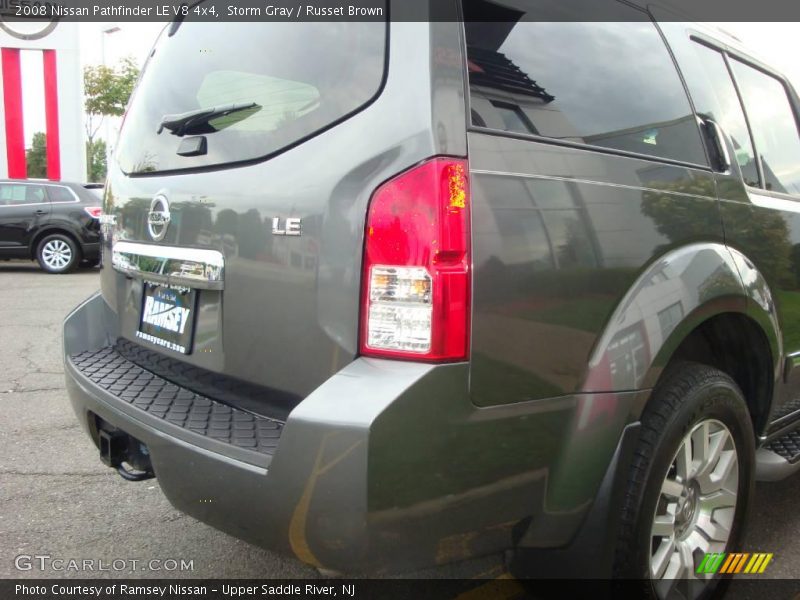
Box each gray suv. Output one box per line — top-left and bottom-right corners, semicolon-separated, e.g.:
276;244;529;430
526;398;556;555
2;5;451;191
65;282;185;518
63;1;800;595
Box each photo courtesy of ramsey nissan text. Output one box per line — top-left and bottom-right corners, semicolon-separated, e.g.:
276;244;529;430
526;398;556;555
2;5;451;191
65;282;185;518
3;1;800;599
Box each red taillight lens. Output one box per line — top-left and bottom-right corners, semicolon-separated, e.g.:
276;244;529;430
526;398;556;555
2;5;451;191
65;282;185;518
360;157;471;361
84;207;103;219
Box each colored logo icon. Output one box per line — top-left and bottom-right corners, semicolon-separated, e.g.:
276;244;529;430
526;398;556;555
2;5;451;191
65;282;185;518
697;552;773;575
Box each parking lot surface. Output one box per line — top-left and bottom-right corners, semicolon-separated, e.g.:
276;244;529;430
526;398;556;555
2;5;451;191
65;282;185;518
0;261;798;582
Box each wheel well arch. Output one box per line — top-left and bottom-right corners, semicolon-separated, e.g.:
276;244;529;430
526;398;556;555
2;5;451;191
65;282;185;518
657;312;774;437
29;227;83;261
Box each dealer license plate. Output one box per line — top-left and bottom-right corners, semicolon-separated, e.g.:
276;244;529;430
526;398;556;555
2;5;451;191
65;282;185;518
136;283;197;354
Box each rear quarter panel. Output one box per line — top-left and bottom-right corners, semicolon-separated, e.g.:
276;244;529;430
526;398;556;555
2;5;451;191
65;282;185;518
468;132;727;405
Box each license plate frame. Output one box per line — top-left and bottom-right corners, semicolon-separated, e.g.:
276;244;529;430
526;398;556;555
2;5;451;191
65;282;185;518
136;282;197;355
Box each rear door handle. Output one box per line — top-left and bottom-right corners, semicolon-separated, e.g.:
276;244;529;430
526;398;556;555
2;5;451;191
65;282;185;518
700;117;731;173
34;209;47;215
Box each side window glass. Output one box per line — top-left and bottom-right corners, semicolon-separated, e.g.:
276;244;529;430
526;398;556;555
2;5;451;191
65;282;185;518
730;59;800;195
0;184;45;205
463;1;707;165
48;186;76;203
683;42;760;187
0;184;14;205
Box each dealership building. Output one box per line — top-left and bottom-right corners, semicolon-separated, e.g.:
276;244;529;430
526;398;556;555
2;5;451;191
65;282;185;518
0;19;85;181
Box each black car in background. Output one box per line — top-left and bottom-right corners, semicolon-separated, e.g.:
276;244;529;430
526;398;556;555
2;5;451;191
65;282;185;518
0;179;102;273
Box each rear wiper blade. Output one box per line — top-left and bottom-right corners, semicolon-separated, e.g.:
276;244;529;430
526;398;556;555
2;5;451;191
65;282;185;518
157;102;259;136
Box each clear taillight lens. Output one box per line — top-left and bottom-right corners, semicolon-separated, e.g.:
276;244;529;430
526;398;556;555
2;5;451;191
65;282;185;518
360;157;470;362
368;266;433;352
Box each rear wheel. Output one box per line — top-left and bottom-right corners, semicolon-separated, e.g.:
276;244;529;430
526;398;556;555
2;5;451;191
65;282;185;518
615;362;755;599
36;233;80;274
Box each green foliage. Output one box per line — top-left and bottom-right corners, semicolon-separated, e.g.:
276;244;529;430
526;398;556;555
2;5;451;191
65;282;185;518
642;179;795;287
86;139;107;183
778;290;800;351
83;57;139;119
26;132;47;179
641;179;722;247
83;57;138;181
520;294;617;334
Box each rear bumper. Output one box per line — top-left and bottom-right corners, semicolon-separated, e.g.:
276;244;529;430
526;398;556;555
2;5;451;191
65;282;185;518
80;242;101;261
64;292;643;574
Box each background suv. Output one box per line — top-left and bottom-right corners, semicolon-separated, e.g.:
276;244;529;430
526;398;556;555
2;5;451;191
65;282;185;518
0;179;102;273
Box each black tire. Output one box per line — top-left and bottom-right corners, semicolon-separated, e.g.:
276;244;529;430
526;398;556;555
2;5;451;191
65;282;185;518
35;233;80;274
614;362;755;599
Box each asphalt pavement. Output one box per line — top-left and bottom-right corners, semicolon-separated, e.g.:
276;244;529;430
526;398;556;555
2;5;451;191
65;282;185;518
0;262;316;580
0;260;798;584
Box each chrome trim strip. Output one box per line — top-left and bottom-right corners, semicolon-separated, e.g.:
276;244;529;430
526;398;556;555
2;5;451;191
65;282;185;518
112;241;224;290
749;191;800;214
0;202;51;208
471;169;718;202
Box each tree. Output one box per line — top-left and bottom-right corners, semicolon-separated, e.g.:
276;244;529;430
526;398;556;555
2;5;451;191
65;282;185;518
26;132;47;179
86;139;107;182
642;178;795;287
83;56;139;180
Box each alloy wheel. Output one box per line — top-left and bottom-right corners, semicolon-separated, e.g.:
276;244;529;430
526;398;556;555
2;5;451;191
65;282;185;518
650;419;739;599
41;239;73;271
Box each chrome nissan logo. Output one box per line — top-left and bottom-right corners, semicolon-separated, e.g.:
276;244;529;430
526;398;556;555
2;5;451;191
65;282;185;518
0;9;59;41
147;195;171;242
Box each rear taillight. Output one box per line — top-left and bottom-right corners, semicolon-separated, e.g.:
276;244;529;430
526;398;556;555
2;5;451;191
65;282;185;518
360;157;471;361
84;207;103;219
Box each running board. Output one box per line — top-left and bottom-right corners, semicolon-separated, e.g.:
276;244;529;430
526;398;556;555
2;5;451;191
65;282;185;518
756;429;800;481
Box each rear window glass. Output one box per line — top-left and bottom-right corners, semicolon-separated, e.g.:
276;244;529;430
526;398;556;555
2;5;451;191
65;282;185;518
463;1;706;165
680;42;760;187
48;186;77;203
117;19;386;175
730;60;800;195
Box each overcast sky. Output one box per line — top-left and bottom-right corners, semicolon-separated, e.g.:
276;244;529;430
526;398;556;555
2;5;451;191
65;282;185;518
17;21;800;147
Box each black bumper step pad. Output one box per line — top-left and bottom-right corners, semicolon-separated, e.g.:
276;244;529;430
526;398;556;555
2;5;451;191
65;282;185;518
764;428;800;463
70;346;283;456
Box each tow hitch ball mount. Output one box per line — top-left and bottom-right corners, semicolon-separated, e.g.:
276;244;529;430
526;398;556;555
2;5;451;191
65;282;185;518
98;429;155;482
